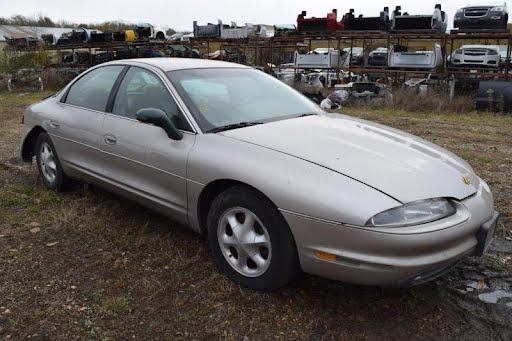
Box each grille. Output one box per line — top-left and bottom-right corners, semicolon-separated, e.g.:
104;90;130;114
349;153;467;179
464;51;487;56
464;8;490;17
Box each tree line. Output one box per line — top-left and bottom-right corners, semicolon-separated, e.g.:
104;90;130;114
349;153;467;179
0;14;177;35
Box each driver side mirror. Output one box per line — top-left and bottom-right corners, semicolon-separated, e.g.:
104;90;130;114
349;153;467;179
136;108;183;140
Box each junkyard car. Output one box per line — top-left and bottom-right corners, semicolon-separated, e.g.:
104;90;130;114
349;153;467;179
389;44;444;69
454;2;509;29
450;45;501;68
21;59;499;290
368;47;388;66
391;5;448;33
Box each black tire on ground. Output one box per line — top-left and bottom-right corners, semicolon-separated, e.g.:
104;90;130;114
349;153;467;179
35;132;71;191
207;186;300;290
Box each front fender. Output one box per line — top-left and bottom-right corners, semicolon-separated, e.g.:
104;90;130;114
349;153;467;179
187;134;400;230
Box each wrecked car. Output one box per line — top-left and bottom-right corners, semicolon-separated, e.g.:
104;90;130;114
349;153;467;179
90;30;113;43
273;24;296;36
7;77;43;92
296;72;327;96
297;9;344;34
168;33;184;41
392;5;448;32
168;45;200;58
136;49;165;58
341;47;364;67
450;45;501;68
193;20;228;38
334;81;392;104
368;47;388;66
112;30;136;42
5;34;40;49
180;33;194;41
61;51;92;65
207;48;246;63
294;49;341;69
135;23;166;40
94;51;115;64
343;7;391;31
57;28;91;45
220;22;256;39
389;44;444;69
454;2;508;29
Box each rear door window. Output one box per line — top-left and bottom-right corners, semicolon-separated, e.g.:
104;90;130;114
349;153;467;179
65;66;124;112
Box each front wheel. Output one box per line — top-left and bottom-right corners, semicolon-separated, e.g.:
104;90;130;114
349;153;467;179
207;186;299;290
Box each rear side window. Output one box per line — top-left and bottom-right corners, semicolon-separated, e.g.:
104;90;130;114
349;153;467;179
65;66;124;111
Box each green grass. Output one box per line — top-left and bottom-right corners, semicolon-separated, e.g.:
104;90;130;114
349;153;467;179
0;91;55;117
0;184;61;226
100;296;132;315
341;106;512;126
457;151;494;164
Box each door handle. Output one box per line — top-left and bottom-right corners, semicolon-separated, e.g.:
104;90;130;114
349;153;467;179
49;120;60;129
103;134;117;145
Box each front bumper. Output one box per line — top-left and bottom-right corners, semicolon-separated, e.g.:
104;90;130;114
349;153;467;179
454;15;504;29
450;54;500;67
282;183;496;287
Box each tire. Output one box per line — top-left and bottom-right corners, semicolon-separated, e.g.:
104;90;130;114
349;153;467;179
207;186;299;290
35;132;71;191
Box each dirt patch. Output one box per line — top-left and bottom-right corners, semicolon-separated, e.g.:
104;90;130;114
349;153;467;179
0;93;511;339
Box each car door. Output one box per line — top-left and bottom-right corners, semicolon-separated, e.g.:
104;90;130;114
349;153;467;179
101;66;196;223
51;65;126;178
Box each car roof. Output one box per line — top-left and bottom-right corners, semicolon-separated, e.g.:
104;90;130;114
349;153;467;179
104;57;251;72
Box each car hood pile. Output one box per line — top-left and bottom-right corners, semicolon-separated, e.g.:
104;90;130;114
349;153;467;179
221;113;479;203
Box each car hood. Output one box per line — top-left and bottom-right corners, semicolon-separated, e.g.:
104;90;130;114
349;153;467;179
220;114;478;203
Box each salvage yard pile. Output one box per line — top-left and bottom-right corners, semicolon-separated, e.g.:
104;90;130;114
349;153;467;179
0;92;511;339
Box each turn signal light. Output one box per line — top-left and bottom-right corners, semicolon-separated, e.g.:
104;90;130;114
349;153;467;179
314;250;337;261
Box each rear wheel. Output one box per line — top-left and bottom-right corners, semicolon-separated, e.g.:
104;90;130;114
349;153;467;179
207;186;299;290
35;132;71;191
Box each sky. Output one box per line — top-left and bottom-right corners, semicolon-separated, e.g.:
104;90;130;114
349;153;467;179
3;1;506;31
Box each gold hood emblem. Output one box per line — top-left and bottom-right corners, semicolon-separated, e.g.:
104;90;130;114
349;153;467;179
462;176;471;185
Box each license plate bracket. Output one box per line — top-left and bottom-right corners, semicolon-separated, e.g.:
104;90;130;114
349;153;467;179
474;211;500;257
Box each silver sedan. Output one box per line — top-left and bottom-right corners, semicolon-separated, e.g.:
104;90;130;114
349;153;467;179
21;58;499;290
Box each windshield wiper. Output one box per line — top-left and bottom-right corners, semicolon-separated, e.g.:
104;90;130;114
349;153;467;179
207;122;264;133
297;113;317;117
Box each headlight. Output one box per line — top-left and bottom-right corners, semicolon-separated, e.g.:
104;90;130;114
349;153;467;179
454;49;462;54
488;49;499;55
490;6;505;11
456;9;463;14
365;198;456;228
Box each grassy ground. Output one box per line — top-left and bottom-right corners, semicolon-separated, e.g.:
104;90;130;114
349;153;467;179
0;92;511;340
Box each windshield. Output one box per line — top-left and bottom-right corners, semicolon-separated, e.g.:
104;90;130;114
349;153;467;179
167;68;322;132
